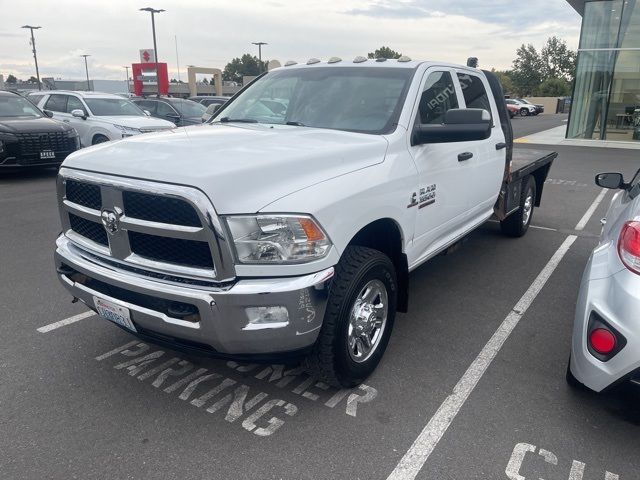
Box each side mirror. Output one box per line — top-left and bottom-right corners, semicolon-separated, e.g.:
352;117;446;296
413;108;492;145
71;109;87;119
43;109;54;118
143;110;151;116
595;172;626;190
166;113;180;121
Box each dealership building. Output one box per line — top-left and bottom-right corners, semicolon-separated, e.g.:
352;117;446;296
567;0;640;142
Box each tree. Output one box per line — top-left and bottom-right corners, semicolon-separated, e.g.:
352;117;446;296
6;74;17;84
540;36;577;82
367;46;402;59
491;69;514;96
202;78;209;85
511;44;546;96
535;77;571;97
223;54;267;83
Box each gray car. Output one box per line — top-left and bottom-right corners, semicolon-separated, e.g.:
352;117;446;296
568;168;640;392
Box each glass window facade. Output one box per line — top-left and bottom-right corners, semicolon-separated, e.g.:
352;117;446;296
568;0;640;141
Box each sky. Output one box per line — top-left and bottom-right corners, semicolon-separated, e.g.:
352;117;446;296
0;0;582;82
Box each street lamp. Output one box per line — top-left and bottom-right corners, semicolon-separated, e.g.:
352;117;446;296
140;7;165;97
80;54;91;91
123;66;130;93
21;25;42;91
252;42;267;73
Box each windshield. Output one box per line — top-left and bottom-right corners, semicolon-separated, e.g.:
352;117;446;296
214;67;415;134
171;99;207;117
0;95;42;118
84;98;145;116
517;99;532;105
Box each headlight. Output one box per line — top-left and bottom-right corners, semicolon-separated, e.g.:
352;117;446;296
225;214;332;264
65;129;80;148
114;124;141;136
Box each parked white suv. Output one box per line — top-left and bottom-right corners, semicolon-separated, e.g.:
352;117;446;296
505;98;538;116
29;91;175;147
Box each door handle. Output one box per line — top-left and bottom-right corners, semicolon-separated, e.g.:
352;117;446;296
458;152;473;162
495;142;507;150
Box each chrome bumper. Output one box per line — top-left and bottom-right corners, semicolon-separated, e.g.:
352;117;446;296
55;235;333;355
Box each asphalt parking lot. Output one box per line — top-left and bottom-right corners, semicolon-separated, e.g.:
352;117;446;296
1;114;639;480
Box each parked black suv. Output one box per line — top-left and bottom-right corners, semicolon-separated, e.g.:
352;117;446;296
0;91;80;168
132;97;206;126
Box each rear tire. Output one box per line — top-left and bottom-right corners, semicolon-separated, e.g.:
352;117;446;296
92;134;109;145
500;175;536;238
305;246;397;388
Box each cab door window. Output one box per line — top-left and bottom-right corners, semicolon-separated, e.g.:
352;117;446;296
416;71;459;125
156;101;178;117
44;95;67;113
66;96;87;115
457;73;492;119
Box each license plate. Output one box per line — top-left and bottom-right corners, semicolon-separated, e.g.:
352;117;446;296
93;296;137;332
40;150;55;159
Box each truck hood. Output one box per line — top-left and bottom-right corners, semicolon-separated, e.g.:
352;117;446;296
63;123;389;213
92;115;175;129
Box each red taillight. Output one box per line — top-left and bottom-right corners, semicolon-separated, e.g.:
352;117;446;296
618;221;640;275
589;328;617;355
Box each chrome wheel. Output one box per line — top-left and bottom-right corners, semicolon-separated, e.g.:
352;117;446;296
347;279;388;363
522;190;533;226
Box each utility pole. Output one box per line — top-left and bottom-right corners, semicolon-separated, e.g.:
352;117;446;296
252;42;267;73
175;35;181;83
80;54;91;91
123;66;130;93
140;7;165;97
21;25;42;90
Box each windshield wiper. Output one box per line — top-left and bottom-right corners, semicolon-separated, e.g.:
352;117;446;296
285;121;306;126
218;117;258;123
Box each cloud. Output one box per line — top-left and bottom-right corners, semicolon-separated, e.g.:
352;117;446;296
0;0;581;81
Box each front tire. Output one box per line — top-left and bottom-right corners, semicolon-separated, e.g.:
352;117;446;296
501;175;536;237
305;246;397;388
520;108;529;117
92;134;109;145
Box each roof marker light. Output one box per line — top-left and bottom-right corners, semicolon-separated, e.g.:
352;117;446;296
307;58;321;65
353;56;367;63
284;60;297;67
328;57;342;64
397;56;412;62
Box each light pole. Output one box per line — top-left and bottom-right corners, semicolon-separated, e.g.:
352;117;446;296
123;66;130;93
80;54;91;91
140;7;165;97
21;25;42;90
252;42;267;73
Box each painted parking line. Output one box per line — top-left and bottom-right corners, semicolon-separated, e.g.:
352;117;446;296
575;188;607;231
37;310;94;333
386;190;608;480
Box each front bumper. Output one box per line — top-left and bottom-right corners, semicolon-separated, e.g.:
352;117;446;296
55;235;333;356
571;255;640;392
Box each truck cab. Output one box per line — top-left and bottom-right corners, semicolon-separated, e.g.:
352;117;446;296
54;58;554;387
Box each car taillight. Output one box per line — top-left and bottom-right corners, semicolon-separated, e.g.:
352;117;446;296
618;221;640;275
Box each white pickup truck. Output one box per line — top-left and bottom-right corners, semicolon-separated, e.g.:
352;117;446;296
54;57;555;387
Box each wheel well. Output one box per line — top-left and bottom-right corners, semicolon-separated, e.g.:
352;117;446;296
348;219;409;313
92;133;108;144
531;164;551;207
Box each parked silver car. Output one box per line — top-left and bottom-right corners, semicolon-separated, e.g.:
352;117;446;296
568;168;640;392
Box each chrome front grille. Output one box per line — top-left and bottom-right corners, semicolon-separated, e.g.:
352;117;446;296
57;168;235;283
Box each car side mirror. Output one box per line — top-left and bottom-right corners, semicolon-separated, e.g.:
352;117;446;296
143;110;151;116
413;108;492;145
43;110;54;118
166;113;180;121
71;109;87;119
595;172;627;190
